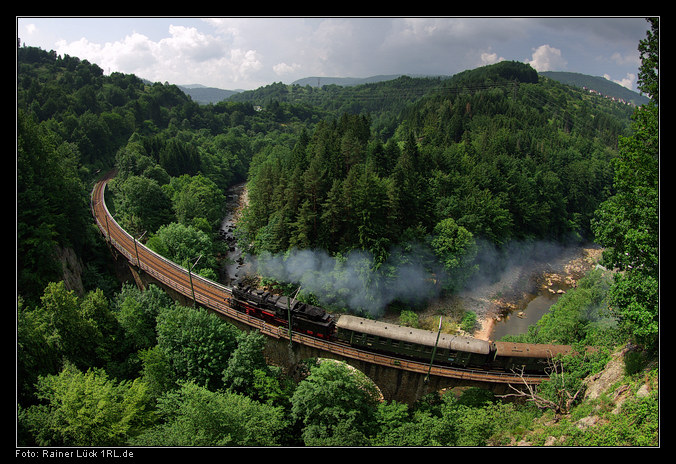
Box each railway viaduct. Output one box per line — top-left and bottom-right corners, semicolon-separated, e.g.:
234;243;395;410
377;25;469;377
92;175;542;405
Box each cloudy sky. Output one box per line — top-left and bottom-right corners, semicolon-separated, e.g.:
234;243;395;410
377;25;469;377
17;17;651;92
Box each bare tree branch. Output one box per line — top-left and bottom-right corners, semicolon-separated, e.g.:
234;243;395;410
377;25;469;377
498;358;583;418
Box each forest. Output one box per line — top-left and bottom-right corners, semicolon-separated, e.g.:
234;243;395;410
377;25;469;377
16;19;658;448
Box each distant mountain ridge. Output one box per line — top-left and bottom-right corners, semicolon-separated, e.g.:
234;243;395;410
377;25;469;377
177;84;241;104
291;75;406;87
540;71;649;106
178;70;649;106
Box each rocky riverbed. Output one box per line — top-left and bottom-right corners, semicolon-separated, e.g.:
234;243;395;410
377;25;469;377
471;244;604;340
399;243;604;340
218;183;250;286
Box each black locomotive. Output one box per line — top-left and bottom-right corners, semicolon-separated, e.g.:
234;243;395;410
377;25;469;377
231;284;335;339
230;283;572;375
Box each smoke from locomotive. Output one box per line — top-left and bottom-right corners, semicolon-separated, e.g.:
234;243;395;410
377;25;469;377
253;247;443;316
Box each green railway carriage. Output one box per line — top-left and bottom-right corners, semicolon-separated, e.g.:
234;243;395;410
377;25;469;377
335;314;492;368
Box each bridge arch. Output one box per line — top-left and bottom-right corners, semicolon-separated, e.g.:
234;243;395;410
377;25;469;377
312;358;385;403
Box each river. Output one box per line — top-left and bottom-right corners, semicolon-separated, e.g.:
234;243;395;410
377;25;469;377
218;182;250;287
490;280;570;340
473;244;603;340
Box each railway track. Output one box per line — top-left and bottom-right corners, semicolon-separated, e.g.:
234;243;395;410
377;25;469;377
90;174;548;386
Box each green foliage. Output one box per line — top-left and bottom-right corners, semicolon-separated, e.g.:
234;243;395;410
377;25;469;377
17;45;323;303
503;269;618;347
592;19;659;353
18;282;105;377
164;173;227;229
113;284;172;353
21;363;152;446
17;29;658;446
130;381;288;446
137;346;175;402
567;392;658;446
241;63;632;303
369;389;523;446
399;309;420;328
541;71;649;107
110;175;174;236
17;111;90;299
431;218;478;291
222;330;269;397
623;347;652;376
290;360;381;445
145;222;219;275
543;370;659;447
460;310;477;333
155;303;239;391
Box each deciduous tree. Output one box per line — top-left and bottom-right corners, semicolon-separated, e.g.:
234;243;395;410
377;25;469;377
592;18;659;353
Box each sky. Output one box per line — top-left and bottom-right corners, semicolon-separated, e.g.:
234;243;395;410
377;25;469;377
17;17;652;92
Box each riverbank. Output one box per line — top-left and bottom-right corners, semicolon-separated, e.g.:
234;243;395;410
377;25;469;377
398;244;604;340
472;245;604;340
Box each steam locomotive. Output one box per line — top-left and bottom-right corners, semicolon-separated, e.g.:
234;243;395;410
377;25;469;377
230;283;572;375
231;284;335;339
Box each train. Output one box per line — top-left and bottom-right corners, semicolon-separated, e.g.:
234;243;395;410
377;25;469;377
231;284;335;339
229;283;572;375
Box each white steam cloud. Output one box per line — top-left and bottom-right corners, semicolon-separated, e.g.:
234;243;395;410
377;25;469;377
253;247;444;316
248;238;588;319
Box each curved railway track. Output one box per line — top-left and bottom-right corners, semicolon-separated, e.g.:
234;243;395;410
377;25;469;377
90;173;548;385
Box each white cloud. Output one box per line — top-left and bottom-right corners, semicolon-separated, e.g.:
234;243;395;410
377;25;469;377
20;17;646;90
610;51;640;67
273;62;301;76
24;23;37;35
481;51;505;66
228;49;263;75
605;72;636;90
51;24;264;87
525;44;567;72
161;25;224;62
